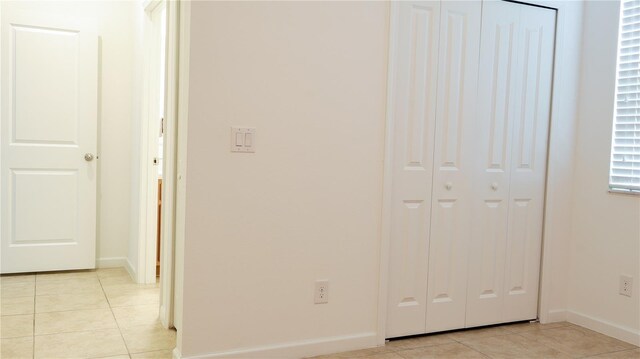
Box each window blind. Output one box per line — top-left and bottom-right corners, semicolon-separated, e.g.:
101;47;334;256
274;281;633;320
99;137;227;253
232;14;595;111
611;0;640;192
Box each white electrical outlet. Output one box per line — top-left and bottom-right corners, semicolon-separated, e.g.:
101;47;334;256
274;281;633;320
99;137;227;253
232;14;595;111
620;275;633;297
315;280;329;304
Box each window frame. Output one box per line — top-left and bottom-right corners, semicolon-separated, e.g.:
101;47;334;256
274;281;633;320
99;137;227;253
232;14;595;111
609;0;640;196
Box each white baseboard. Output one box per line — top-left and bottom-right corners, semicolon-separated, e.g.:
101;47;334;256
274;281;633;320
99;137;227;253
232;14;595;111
546;309;568;323
125;258;137;281
95;257;137;282
567;310;640;346
179;332;378;359
96;257;128;269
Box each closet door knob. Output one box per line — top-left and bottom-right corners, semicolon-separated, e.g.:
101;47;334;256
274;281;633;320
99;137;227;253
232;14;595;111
491;182;498;191
445;182;453;191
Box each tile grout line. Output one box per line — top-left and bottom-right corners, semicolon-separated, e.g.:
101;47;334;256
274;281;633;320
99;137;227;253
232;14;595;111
98;273;132;358
32;270;129;359
2;270;133;359
8;269;169;358
22;301;149;316
582;347;640;358
32;273;37;359
457;340;495;358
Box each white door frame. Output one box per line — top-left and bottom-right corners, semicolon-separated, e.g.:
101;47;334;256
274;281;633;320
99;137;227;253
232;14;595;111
171;0;191;343
137;0;166;286
158;0;184;330
137;0;184;329
377;0;574;344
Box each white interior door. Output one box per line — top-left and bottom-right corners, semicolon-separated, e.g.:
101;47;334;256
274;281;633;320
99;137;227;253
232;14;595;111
465;0;521;327
386;0;556;338
424;0;481;333
141;0;167;285
0;6;98;273
502;3;555;323
465;0;556;327
385;0;440;338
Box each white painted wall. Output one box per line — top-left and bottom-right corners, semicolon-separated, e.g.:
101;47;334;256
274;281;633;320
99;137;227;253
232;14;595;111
96;1;137;269
2;1;140;269
568;0;640;345
128;1;146;279
536;0;584;324
176;1;594;357
180;2;389;357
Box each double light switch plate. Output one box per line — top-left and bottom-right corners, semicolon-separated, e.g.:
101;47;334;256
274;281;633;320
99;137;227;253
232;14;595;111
231;127;256;153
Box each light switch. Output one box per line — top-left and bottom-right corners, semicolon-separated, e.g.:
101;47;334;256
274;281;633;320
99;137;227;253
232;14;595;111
231;127;256;153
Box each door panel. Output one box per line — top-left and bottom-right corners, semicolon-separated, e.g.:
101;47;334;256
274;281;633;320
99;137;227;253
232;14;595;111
13;26;79;144
466;0;555;327
386;0;440;338
12;169;78;243
465;0;520;327
1;7;98;273
425;0;481;333
503;4;555;321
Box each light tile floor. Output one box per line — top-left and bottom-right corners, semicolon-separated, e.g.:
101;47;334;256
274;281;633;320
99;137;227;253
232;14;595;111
2;270;638;359
310;322;640;359
0;268;175;359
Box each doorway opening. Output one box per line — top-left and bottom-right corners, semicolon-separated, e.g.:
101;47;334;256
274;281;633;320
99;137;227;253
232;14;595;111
139;0;168;285
0;0;182;355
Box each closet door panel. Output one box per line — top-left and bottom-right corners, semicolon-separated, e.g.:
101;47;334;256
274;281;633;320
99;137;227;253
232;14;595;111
465;0;520;327
425;0;481;333
386;1;441;338
503;5;556;321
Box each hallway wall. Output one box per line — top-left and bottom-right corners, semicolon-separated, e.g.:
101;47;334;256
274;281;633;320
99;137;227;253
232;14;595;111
179;2;389;357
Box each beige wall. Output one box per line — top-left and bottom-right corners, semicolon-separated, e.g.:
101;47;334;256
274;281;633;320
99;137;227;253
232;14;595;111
180;1;389;357
535;0;584;323
95;1;137;267
569;0;640;344
178;0;640;356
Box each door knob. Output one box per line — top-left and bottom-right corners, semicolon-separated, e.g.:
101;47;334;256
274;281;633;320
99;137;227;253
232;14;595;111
84;153;95;162
491;182;498;191
445;182;453;190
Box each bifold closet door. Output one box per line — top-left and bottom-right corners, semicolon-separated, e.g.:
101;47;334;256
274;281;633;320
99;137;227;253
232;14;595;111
465;0;556;327
385;0;482;337
424;0;481;333
386;0;555;338
386;1;440;338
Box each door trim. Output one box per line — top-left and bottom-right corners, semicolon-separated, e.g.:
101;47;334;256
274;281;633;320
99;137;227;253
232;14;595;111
170;0;191;345
378;0;572;343
158;0;185;330
137;0;166;286
523;0;573;326
135;0;185;329
376;0;400;345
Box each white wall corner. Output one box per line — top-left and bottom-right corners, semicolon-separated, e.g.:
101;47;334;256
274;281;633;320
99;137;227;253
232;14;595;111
567;310;640;346
173;347;182;359
179;332;378;359
96;257;129;269
125;257;137;282
544;309;568;323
